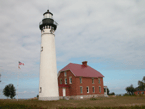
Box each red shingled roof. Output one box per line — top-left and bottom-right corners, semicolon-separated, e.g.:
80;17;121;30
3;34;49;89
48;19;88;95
59;63;104;78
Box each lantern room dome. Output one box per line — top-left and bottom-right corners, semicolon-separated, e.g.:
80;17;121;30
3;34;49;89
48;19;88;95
39;10;58;31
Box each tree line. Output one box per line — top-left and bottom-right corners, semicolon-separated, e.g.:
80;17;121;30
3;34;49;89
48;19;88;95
125;76;145;95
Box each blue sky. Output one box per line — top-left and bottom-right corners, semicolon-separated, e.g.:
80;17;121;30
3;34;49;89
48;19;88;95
0;0;145;99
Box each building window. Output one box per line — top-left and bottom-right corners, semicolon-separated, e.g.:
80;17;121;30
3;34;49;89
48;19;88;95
64;78;67;84
41;47;43;52
98;78;100;84
99;86;101;93
92;78;94;84
64;71;67;76
80;77;82;83
80;86;83;94
92;86;95;93
141;92;144;94
87;86;89;93
60;78;62;84
138;92;139;95
69;77;72;84
39;87;42;93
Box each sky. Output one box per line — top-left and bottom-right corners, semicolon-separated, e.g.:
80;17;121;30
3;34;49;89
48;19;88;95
0;0;145;99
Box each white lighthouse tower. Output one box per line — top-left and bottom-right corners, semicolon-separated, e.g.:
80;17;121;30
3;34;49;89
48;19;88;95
39;10;59;100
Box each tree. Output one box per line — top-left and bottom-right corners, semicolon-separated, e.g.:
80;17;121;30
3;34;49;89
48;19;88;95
37;94;39;99
125;84;136;95
107;88;110;95
3;85;10;99
3;84;16;99
109;92;115;95
138;76;145;90
9;84;16;99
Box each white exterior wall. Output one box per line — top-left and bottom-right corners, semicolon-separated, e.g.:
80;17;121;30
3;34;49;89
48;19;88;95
39;28;59;100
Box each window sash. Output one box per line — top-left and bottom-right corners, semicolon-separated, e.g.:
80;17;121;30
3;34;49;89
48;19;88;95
80;77;82;83
64;72;67;76
92;78;94;84
80;87;83;94
99;86;101;93
69;77;72;84
60;78;62;84
92;87;95;93
98;78;100;84
65;78;67;84
87;86;89;93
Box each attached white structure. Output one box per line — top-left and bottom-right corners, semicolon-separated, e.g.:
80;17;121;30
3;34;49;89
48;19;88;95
39;10;59;100
104;86;108;97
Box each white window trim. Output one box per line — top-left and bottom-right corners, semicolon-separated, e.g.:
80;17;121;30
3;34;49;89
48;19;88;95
80;86;83;94
99;86;101;93
80;77;82;84
69;76;72;84
92;86;95;93
87;86;89;93
64;78;67;84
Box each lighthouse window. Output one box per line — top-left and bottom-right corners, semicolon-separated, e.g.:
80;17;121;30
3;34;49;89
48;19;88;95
39;87;42;93
43;13;53;19
41;47;43;52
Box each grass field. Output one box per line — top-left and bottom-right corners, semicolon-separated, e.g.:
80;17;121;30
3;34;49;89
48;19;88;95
0;95;145;109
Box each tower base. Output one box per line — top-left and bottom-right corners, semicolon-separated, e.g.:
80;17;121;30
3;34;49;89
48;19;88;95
39;96;59;101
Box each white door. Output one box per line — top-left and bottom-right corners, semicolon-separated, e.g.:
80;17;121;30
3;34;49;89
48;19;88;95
62;88;66;96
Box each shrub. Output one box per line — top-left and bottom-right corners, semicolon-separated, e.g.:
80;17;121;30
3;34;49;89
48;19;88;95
90;97;97;100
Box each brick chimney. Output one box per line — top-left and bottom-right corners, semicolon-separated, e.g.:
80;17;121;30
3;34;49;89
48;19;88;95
82;61;87;67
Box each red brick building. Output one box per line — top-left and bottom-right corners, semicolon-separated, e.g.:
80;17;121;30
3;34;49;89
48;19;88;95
134;88;145;95
58;61;108;99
